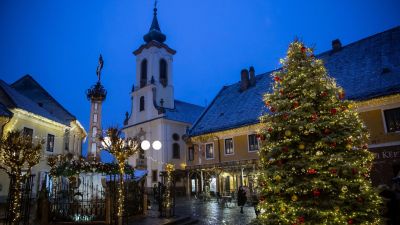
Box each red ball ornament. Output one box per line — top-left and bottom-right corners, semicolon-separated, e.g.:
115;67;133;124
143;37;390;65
270;107;276;113
313;189;321;197
274;76;281;82
283;113;289;120
324;128;331;135
330;168;337;174
331;108;337;115
352;168;358;175
293;101;299;108
282;146;289;152
268;127;273;133
330;142;337;148
348;219;353;224
307;169;317;175
339;91;345;100
297;216;305;224
311;113;318;122
301;46;306;53
321;91;328;97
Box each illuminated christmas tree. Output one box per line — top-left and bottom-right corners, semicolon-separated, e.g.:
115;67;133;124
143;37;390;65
256;41;382;225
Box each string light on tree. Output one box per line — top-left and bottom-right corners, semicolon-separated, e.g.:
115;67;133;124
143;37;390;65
255;41;382;224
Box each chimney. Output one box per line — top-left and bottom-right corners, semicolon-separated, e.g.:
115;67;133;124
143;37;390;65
240;69;249;91
249;66;256;86
332;39;342;51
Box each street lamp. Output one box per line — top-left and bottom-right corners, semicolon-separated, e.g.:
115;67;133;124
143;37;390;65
141;140;162;150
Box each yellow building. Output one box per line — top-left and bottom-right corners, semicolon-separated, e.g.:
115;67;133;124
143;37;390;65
0;75;86;201
187;26;400;196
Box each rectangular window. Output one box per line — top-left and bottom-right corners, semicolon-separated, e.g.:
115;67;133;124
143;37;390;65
93;114;98;123
94;103;98;110
47;134;55;152
205;143;214;159
152;170;158;182
91;143;97;153
384;107;400;133
224;138;234;154
23;127;33;142
188;147;194;161
248;134;259;151
64;129;70;151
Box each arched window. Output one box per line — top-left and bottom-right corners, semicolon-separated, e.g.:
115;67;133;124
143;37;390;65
159;59;168;87
92;127;97;138
140;59;147;88
172;143;180;159
139;96;145;111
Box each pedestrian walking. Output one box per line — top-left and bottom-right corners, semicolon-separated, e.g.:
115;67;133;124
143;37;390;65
237;186;247;214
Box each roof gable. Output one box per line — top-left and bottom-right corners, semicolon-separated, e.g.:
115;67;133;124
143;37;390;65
11;75;76;124
0;79;67;125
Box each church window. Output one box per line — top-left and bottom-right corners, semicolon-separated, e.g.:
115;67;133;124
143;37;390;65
140;96;145;111
188;146;194;161
172;143;180;159
64;129;70;151
91;143;97;153
94;103;98;110
93;113;98;123
159;59;168;87
140;59;148;88
172;133;180;141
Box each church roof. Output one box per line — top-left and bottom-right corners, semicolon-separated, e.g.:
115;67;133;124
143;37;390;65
11;74;76;125
0;79;67;125
190;26;400;136
164;100;205;124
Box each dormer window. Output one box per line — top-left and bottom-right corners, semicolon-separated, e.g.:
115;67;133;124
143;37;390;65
140;96;145;111
159;59;168;87
140;59;148;88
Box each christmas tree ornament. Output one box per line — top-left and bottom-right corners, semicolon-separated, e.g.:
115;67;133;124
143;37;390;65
282;146;289;152
348;219;354;224
291;195;298;201
293;101;299;108
285;130;292;137
307;169;317;174
341;186;348;193
298;143;305;150
346;144;352;150
331;108;337;115
274;175;282;181
313;189;321;197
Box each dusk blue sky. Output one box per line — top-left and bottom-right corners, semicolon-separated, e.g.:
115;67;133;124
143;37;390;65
1;0;399;157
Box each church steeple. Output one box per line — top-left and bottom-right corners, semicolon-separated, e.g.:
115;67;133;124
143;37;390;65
143;5;166;43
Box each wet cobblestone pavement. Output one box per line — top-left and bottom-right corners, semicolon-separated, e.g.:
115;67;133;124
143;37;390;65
174;197;257;225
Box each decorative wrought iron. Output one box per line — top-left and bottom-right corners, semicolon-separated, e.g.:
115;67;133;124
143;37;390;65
49;175;106;222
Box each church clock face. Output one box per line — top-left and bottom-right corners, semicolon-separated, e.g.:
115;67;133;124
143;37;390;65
172;133;180;141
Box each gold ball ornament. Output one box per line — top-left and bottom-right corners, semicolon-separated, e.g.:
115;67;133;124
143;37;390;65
346;144;352;150
291;195;298;201
285;130;292;137
298;144;305;150
274;175;282;181
341;186;348;193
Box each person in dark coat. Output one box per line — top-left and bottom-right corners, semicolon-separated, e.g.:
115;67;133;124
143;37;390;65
237;186;247;213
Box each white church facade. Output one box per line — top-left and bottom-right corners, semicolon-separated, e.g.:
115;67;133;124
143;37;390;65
122;7;204;193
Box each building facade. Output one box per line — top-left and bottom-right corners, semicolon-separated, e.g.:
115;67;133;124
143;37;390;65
123;6;204;193
0;75;86;201
187;26;400;196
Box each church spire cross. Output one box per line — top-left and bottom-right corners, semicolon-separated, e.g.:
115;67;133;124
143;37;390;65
143;1;166;43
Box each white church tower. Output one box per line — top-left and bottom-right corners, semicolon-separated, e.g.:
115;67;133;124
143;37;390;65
123;5;204;193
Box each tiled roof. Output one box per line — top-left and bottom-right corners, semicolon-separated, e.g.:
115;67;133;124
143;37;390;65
11;75;76;125
190;26;400;136
0;79;67;125
0;102;12;117
164;100;205;124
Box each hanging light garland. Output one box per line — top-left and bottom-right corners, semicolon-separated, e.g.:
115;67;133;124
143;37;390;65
163;163;175;213
0;130;42;225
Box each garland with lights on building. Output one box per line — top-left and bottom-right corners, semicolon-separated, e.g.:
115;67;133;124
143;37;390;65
99;127;140;225
47;154;135;177
0;130;42;225
254;41;382;225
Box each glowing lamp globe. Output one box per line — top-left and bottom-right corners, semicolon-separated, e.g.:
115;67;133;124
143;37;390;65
152;140;162;150
141;140;151;150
